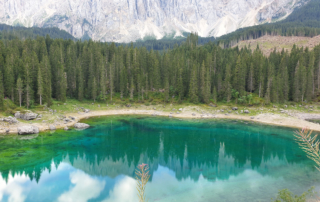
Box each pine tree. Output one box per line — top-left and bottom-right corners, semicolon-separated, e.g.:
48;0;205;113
92;77;97;102
306;53;315;101
224;64;232;102
294;61;301;102
0;71;4;110
282;66;289;102
177;68;184;102
17;77;23;107
37;66;43;105
109;64;114;102
77;59;84;101
189;64;198;103
200;61;207;103
248;63;254;93
4;54;14;101
213;86;217;104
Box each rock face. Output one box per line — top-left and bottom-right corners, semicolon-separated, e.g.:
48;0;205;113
18;126;39;135
74;123;90;129
15;112;38;120
0;0;308;42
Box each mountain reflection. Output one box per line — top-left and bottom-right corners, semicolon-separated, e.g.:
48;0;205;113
0;117;312;184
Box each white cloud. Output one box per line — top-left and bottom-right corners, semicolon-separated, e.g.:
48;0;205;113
0;173;31;202
102;176;138;202
58;170;105;202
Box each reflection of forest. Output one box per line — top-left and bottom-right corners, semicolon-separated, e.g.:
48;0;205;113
0;118;313;183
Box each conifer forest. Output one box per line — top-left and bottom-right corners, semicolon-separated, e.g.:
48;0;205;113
0;33;320;110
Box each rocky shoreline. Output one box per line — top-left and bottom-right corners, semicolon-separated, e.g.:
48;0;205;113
1;108;320;135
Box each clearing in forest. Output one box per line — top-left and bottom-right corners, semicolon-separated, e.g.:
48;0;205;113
233;35;320;56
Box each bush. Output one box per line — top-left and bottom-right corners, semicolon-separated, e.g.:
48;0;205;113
272;187;315;202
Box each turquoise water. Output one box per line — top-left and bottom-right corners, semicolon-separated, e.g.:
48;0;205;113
0;116;319;202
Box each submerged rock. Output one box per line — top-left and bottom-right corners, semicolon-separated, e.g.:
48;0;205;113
18;125;39;135
74;123;90;129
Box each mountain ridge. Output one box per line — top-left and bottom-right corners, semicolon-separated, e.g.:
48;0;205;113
0;0;309;42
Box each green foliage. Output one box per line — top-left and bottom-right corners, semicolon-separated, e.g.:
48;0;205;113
272;187;315;202
0;31;318;110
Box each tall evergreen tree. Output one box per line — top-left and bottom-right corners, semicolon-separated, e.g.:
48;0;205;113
189;64;199;103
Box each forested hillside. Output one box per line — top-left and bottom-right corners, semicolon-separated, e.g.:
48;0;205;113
218;0;320;47
0;24;76;41
0;33;319;111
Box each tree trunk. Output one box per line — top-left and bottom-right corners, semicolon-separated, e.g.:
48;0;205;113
40;94;42;106
19;93;21;107
259;83;261;98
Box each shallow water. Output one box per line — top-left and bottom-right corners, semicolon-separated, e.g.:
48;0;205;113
0;116;319;202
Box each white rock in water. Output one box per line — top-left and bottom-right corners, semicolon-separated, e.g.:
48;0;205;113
18;125;39;135
74;123;90;129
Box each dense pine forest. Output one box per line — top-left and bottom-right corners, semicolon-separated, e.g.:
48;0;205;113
0;24;75;41
0;32;319;111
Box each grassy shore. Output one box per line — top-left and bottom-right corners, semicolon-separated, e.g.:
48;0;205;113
1;98;320;134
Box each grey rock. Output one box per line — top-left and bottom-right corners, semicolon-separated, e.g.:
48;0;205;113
74;123;90;129
4;116;19;124
192;113;196;116
251;116;254;119
15;112;38;120
49;125;56;130
179;108;183;111
64;127;69;131
69;116;76;121
284;105;288;108
63;118;71;122
84;109;90;113
244;110;250;114
232;107;238;110
18;125;39;135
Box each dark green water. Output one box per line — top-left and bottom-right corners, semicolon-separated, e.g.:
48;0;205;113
0;116;319;202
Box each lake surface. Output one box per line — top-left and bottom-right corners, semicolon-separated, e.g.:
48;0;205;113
0;116;319;202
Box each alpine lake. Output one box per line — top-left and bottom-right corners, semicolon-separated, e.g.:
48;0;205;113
0;115;320;202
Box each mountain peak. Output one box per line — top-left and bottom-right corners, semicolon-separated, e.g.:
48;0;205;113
0;0;309;42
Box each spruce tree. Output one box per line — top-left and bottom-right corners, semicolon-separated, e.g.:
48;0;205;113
37;66;43;105
0;71;4;110
224;64;232;102
17;77;23;107
248;63;254;93
92;77;97;102
189;64;198;103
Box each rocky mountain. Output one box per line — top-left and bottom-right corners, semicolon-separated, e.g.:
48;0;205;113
0;0;309;42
